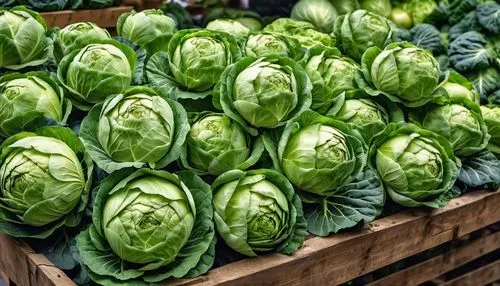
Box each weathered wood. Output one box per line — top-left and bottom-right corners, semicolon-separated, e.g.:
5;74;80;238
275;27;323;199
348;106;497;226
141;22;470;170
172;191;500;286
0;234;75;286
366;231;500;286
0;269;9;285
41;6;133;28
438;260;500;286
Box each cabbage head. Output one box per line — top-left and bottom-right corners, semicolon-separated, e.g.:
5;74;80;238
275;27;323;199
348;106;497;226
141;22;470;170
360;0;392;18
304;46;361;114
76;169;215;284
371;123;458;208
414;100;490;157
80;86;189;173
244;32;305;62
360;42;441;107
117;9;177;55
168;29;241;93
0;127;93;238
57;40;137;110
333;9;393;61
443;72;480;104
263;18;336;48
480;105;500;155
0;6;53;70
215;55;312;135
278;110;366;196
180;112;263;175
206;19;250;39
0;72;70;138
328;95;404;144
53;22;111;63
212;169;306;257
291;0;338;33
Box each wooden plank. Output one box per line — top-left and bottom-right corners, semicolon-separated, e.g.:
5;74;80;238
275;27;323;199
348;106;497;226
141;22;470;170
366;231;500;286
438;260;500;286
0;269;9;285
41;6;133;28
172;191;500;286
0;234;75;286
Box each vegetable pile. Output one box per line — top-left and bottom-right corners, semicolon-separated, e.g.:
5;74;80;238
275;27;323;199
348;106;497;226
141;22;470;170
0;1;499;285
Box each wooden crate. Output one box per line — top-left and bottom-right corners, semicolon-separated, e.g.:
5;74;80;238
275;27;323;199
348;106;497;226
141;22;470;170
0;190;499;286
41;6;133;28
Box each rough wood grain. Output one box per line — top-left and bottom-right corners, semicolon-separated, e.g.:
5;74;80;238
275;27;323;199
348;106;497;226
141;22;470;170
438;260;500;286
41;6;133;28
366;231;500;286
172;191;500;286
0;234;75;286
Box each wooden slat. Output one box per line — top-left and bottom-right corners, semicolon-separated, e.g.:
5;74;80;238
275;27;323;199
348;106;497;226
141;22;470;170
366;231;500;286
41;6;133;28
172;191;500;286
0;234;75;286
0;269;9;285
438;260;500;286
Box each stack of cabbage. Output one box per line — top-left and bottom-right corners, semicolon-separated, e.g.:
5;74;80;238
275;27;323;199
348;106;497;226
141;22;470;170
0;4;499;285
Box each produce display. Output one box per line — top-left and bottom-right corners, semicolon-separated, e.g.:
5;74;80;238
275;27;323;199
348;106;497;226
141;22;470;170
0;0;499;285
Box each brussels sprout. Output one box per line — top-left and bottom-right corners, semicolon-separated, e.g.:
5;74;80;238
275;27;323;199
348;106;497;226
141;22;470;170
263;18;336;48
371;123;458;208
215;55;312;135
117;9;177;55
57;40;136;110
212;169;306;257
244;32;305;61
391;7;413;29
180;112;264;175
53;22;111;63
76;169;215;284
304;46;361;114
480;105;500;155
0;127;93;238
168;29;241;92
333;10;393;61
328;96;404;144
0;72;70;138
277;111;366;196
80;86;189;173
0;6;53;70
415;101;490;157
360;43;441;107
206;19;250;39
360;0;392;18
291;0;338;33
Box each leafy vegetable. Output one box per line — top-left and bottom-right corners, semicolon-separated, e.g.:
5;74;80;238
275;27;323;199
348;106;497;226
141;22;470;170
53;22;111;63
0;72;71;138
0;126;93;238
359;0;392;18
333;9;393;61
80;86;189;173
360;42;442;107
291;0;338;33
117;9;177;56
76;169;215;284
263;18;336;48
180;112;264;175
0;6;53;70
370;123;459;208
244;32;305;61
206;19;251;39
276;110;366;196
212;169;307;256
215;55;312;135
480;105;500;155
57;40;137;110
